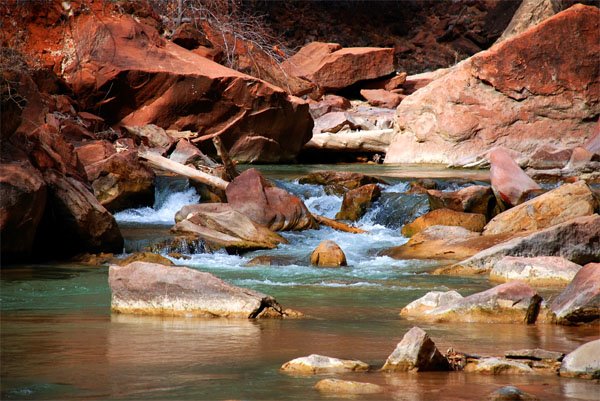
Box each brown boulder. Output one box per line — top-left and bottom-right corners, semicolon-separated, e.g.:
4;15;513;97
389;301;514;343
75;140;116;167
489;147;541;207
308;94;351;119
550;263;600;325
335;184;381;221
360;89;403;109
63;13;312;163
401;209;486;237
314;379;383;395
310;240;347;267
381;327;450;372
226;168;317;231
386;5;599;164
427;185;496;218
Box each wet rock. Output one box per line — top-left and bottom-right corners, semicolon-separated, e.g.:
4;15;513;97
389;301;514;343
281;42;394;94
298;171;386;194
0;161;47;259
360;89;403;109
308;94;351;119
109;262;294;318
484;181;595;236
487;385;539;401
63;13;312;163
245;255;294;267
173;203;287;252
314;379;383;395
466;358;533;374
381;326;450;372
336;184;381;221
407;178;438;194
226;169;317;231
280;354;369;374
402;209;486;237
427;185;496;218
490;256;582;286
71;252;115;266
550;263;600;325
400;291;464;318
447;215;600;275
386;6;599;164
489;147;542;207
116;252;174;266
559;340;600;379
505;349;564;362
310;240;347;267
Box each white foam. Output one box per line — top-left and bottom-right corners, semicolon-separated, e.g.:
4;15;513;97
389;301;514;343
114;187;200;225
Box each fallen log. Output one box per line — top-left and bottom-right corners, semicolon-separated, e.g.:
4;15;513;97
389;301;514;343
304;129;393;153
139;150;229;191
313;214;366;234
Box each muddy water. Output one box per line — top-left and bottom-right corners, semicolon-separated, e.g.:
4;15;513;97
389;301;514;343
1;165;598;400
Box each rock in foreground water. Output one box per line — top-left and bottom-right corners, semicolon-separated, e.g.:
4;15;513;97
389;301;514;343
381;327;450;372
489;147;541;207
490;256;582;286
109;262;295;318
335;184;381;221
281;354;369;374
315;379;383;395
550;263;600;325
487;385;539;401
559;340;600;379
400;291;464;317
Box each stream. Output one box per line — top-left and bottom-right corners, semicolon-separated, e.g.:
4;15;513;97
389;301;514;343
1;165;598;400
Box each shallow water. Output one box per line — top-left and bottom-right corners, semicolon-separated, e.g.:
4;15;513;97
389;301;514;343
2;166;599;400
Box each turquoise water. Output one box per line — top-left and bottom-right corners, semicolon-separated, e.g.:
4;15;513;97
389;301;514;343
2;166;599;400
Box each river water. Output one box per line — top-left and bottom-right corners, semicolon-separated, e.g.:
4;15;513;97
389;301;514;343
1;165;598;400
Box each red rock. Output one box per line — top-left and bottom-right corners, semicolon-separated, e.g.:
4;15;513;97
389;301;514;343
75;140;116;167
386;5;599;165
550;263;600;325
59;120;95;142
309;95;351;119
360;89;403;109
427;185;496;217
566;146;596;170
226;168;317;231
528;145;572;170
361;72;408;91
490;147;541;207
191;46;223;62
401;209;486;237
584;123;600;154
335;184;381;221
63;13;312;163
171;22;212;50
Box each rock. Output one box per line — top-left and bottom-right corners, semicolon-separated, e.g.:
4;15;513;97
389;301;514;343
466;358;533;375
528;145;572;170
407;179;438;194
308;95;351;119
71;252;115;266
171;22;212;50
427;185;496;218
400;291;464;318
304;129;394;155
360;89;403;108
169;139;215;167
559;340;600;379
116;252;173;266
505;349;564;362
361;72;408;91
123;124;175;153
282;42;395;94
173;203;287;252
448;215;600;275
335;184;381;221
298;171;386;193
490;256;582;286
496;0;560;43
63;13;312;163
489;147;542;207
584;124;600;154
313;111;362;134
314;379;383;395
37;170;123;257
244;255;294;267
109;262;294;318
280;354;369;374
487;386;539;401
381;326;450;372
401;209;486;237
550;263;600;325
565;146;597;170
310;240;347;267
226;169;317;231
385;6;599;164
0;161;47;259
75;140;116;166
414;281;551;323
484;181;595;236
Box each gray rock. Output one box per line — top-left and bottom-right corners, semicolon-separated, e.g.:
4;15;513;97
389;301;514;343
504;348;564;361
281;354;369;374
487;385;539;401
381;327;450;372
560;340;600;379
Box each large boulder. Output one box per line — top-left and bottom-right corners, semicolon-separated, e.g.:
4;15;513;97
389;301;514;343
109;262;293;318
427;185;496;218
335;184;381;221
310;240;347;267
280;354;369;374
559;340;600;379
401;209;486;237
63;13;312;163
490;256;582;286
489;147;541;207
400;291;464;318
173;203;287;252
281;42;395;95
483;181;596;236
550;263;599;325
385;5;599;164
225;168;317;231
381;327;450;372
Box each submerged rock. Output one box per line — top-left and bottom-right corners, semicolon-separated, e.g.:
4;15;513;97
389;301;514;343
280;354;369;374
115;252;173;266
314;379;383;395
550;263;600;325
381;327;450;372
487;385;539;401
335;183;381;221
401;209;486;237
559;340;600;379
490;256;582;286
504;349;564;362
109;262;295;318
310;240;347;267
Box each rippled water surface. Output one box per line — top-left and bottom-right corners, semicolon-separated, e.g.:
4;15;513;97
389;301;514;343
2;165;598;400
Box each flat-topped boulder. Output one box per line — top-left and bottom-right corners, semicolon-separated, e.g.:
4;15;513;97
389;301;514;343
550;263;599;325
280;354;369;374
490;256;582;286
314;379;383;395
559;340;600;379
400;291;464;318
489;147;542;207
402;209;486;237
109;262;295;318
381;327;450;372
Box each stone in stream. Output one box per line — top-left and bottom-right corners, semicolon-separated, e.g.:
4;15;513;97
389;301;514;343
427;185;497;219
381;327;450;372
483;181;596;236
115;252;173;266
280;354;369;374
465;357;534;375
314;379;383;395
400;291;464;318
549;263;600;325
335;184;381;221
109;262;299;318
504;349;564;362
559;340;600;379
401;208;486;237
489;147;542;208
310;240;347;267
489;256;582;286
487;385;539;401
